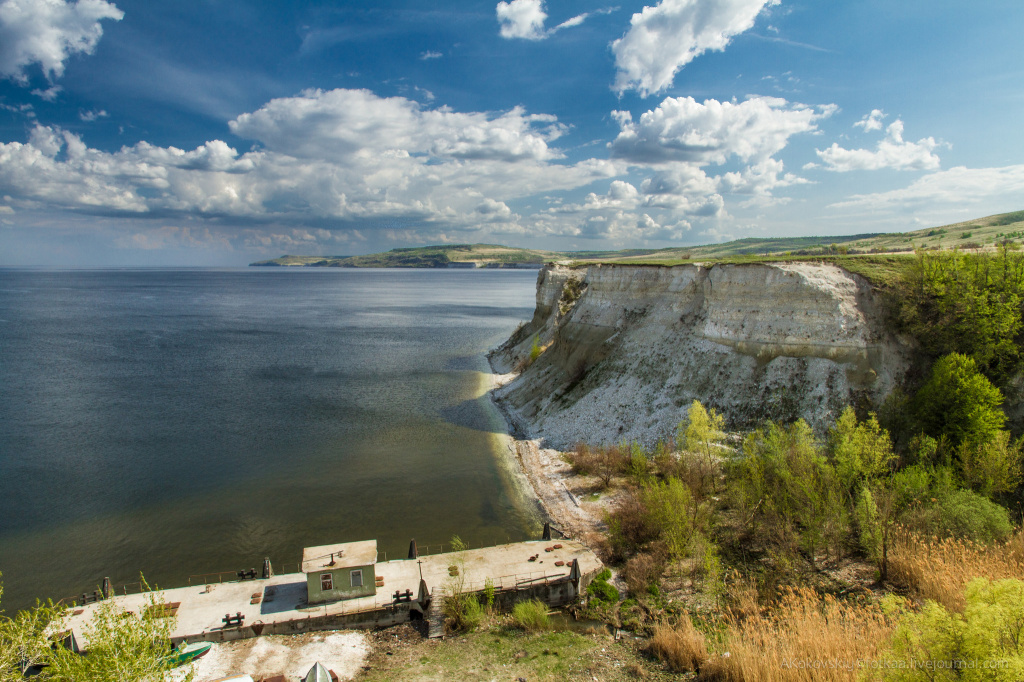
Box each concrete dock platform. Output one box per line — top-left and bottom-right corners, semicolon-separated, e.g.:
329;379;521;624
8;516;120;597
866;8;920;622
63;539;602;645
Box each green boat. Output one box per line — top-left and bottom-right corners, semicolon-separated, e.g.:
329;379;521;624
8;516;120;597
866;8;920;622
162;641;213;668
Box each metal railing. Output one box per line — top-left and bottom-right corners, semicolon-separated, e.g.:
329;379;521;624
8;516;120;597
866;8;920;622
187;570;248;586
60;580;148;607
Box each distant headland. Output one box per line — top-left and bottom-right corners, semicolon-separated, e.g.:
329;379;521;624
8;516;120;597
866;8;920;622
249;210;1024;268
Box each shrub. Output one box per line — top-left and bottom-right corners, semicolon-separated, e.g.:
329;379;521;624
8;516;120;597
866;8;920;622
734;420;849;562
511;599;550;631
594;443;627;488
902;488;1013;545
648;616;707;673
564;443;596;475
680;400;727;495
879;578;1024;680
624;551;666;596
558;275;586;316
894;251;1024;384
605;490;659;561
442;535;482;634
587;568;619;604
443;592;483;633
956;430;1023;498
640;477;702;560
625;442;651;485
46;593;188;682
529;335;543;362
606;476;709;562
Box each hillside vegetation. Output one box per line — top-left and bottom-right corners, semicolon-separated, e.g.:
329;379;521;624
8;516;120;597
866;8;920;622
574;210;1024;266
250;243;561;267
250;210;1024;270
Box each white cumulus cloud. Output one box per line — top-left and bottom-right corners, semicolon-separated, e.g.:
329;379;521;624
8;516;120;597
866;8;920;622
496;0;591;40
815;119;941;172
229;88;567;163
612;0;778;96
496;0;548;39
0;0;123;84
610;95;832;165
853;109;886;132
0;91;621;241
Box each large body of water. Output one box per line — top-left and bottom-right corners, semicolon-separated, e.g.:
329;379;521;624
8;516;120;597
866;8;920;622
0;268;540;610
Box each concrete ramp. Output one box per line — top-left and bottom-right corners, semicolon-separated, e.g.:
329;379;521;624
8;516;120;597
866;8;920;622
426;592;445;639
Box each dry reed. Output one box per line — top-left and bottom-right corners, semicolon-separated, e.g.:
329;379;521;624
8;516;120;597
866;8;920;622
648;615;708;673
887;526;1024;611
702;587;897;682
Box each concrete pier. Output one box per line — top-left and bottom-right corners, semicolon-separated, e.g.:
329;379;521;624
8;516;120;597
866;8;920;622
64;539;602;645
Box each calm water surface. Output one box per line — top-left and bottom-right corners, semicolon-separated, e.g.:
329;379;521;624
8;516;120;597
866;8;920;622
0;268;540;610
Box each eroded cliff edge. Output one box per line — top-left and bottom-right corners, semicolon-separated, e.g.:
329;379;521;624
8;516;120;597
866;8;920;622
490;262;913;448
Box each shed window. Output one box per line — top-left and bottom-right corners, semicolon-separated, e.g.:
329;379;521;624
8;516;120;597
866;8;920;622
351;569;363;587
320;573;333;591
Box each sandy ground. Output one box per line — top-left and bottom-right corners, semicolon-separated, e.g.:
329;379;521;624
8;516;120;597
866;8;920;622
172;632;369;682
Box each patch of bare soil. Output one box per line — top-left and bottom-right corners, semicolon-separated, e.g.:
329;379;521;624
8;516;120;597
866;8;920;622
179;631;369;682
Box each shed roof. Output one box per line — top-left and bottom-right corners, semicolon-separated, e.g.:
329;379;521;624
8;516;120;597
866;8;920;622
301;540;377;573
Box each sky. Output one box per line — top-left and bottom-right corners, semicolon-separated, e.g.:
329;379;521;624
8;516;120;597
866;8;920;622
1;0;1023;265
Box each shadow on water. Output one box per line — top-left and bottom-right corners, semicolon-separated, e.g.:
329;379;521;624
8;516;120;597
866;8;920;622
438;395;507;435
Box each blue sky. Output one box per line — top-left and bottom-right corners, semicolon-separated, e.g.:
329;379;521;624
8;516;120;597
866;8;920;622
1;0;1022;265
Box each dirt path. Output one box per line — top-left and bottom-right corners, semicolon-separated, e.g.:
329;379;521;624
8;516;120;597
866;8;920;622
490;371;614;547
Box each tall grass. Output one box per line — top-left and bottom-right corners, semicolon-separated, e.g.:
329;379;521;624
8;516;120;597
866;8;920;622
887;526;1024;611
648;615;708;673
511;599;550;631
702;587;897;682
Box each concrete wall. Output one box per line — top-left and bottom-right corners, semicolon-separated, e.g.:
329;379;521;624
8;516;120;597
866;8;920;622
305;564;376;604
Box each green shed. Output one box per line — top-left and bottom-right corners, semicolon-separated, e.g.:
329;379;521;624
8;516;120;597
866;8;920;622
302;540;377;604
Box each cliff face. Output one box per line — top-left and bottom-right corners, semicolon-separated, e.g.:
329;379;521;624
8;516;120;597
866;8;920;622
490;263;913;448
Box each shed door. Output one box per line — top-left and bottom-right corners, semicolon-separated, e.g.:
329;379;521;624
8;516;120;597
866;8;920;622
320;573;334;591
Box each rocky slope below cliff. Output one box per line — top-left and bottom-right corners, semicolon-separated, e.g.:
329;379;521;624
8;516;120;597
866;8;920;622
490;263;913;448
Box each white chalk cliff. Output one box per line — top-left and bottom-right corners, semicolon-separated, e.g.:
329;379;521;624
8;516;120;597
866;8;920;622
490;263;913;448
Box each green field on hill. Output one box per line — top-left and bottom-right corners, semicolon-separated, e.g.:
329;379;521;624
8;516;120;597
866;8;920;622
251;210;1024;275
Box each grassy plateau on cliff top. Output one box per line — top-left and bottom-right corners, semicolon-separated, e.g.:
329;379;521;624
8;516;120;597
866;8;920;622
251;210;1024;287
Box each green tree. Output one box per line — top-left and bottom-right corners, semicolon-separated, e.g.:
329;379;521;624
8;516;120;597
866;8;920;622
914;353;1006;447
735;420;849;562
640;477;702;560
829;407;898;494
679;400;726;493
0;573;192;682
956;430;1024;499
896;249;1024;383
0;576;65;681
47;593;192;682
